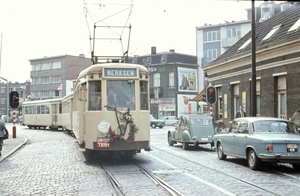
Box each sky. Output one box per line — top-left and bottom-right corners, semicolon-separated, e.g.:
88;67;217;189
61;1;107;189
0;0;266;83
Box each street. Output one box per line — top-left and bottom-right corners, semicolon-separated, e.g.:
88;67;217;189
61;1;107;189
0;124;300;195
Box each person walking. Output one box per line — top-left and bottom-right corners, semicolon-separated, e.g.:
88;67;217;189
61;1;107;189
0;114;9;156
235;105;246;118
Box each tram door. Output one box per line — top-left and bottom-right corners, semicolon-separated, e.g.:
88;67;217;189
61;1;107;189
52;104;58;127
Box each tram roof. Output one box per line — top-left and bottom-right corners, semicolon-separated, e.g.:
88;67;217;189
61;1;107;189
22;97;63;106
78;63;148;79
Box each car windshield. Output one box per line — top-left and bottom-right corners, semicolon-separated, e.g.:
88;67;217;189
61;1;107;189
190;118;212;126
253;120;298;134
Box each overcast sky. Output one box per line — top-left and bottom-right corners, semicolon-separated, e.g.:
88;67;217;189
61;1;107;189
0;0;267;83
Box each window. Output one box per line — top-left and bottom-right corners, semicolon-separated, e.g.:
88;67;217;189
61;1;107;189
261;7;270;19
52;61;62;69
106;80;135;111
41;77;49;84
1;87;5;94
206;49;218;60
41;63;50;70
41;91;49;98
204;30;220;42
277;75;286;119
227;27;241;38
140;81;148;110
132;58;137;64
88;81;101;111
31;77;39;84
35;64;41;71
288;18;300;34
238;38;251;52
262;24;281;42
161;55;167;64
217;87;222;119
153;73;160;87
169;72;174;88
52;76;61;83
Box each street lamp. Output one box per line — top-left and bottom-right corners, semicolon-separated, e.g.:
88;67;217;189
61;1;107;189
0;77;9;119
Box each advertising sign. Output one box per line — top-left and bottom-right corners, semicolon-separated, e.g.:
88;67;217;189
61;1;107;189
177;94;198;117
178;67;197;92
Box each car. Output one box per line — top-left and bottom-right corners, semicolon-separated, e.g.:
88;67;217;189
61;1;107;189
214;117;300;170
161;116;178;126
167;114;215;150
1;115;12;123
150;115;165;129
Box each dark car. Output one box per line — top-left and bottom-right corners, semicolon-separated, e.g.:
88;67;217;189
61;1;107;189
167;114;215;150
214;117;300;170
150;115;165;129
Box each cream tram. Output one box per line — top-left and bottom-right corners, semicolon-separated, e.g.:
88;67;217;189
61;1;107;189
22;98;63;130
66;63;151;156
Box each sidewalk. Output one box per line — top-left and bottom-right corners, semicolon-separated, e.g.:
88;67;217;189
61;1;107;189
0;123;27;162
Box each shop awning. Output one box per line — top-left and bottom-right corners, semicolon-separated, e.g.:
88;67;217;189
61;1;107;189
191;84;208;101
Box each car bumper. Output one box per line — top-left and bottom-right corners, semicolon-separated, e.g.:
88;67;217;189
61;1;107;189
259;153;300;163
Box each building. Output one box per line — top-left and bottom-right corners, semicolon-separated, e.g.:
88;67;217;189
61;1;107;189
195;1;293;92
29;54;92;100
202;2;300;127
128;47;198;118
0;80;30;117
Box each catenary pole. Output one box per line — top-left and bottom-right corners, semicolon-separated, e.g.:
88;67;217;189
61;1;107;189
251;0;257;116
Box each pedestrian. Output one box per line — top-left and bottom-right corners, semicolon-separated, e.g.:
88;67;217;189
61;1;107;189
0;114;9;156
235;105;246;118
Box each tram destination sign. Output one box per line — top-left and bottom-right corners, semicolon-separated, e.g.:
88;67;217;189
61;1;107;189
104;68;137;77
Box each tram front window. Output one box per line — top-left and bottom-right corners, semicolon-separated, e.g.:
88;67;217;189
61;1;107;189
107;80;135;110
89;81;101;111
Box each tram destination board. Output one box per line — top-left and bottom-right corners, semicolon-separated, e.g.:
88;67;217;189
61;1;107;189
104;68;137;77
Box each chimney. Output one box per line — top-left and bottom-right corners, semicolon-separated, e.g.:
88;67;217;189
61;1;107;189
151;46;156;54
169;49;175;52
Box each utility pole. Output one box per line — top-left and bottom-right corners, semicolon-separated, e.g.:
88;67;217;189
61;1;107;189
251;0;257;116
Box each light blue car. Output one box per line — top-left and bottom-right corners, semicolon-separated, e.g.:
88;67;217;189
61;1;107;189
168;114;215;150
214;117;300;170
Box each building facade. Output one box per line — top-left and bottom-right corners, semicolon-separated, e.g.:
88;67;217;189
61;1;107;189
202;2;300;127
195;1;293;93
29;54;92;100
128;47;198;118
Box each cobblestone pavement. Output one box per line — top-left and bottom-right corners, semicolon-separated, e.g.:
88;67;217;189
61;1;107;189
0;124;114;196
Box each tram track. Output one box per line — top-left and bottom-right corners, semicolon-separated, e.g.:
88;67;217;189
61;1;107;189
97;156;184;196
150;145;286;196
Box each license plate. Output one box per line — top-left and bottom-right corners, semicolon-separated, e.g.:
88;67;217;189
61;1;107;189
97;138;110;148
201;138;208;141
287;144;298;152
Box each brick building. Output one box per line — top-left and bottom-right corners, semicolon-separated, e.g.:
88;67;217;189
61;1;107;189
202;2;300;127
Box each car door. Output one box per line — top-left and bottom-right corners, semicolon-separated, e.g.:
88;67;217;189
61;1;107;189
234;120;249;157
175;117;184;140
222;120;239;155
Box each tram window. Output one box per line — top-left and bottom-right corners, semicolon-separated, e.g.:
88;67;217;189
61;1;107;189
28;106;32;114
107;80;135;110
89;81;101;111
140;81;149;110
41;105;45;114
45;105;50;114
37;106;40;114
33;106;37;114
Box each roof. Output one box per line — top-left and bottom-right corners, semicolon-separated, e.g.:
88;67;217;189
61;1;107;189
233;117;291;123
210;2;300;64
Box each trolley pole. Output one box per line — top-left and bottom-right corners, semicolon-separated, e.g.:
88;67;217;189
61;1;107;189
12;107;16;138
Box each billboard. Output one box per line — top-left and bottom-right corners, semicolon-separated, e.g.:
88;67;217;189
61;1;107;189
178;67;197;92
177;94;198;117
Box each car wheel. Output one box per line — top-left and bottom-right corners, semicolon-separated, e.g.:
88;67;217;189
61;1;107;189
182;142;189;150
247;149;261;170
151;123;156;128
168;133;174;146
292;163;300;171
217;142;227;160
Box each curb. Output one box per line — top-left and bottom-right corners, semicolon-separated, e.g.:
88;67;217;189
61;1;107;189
0;138;28;163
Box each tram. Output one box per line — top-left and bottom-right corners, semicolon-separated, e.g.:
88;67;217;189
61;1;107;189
70;63;151;155
22;62;151;156
22;97;63;130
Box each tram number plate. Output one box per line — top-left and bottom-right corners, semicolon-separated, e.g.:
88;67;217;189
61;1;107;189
97;138;110;149
287;144;297;152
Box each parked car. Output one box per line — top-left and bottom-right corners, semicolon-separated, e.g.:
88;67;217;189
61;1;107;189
214;117;300;170
167;114;215;150
161;116;178;126
1;115;12;123
150;115;165;129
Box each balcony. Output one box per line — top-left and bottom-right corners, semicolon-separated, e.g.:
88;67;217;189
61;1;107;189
221;37;240;48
